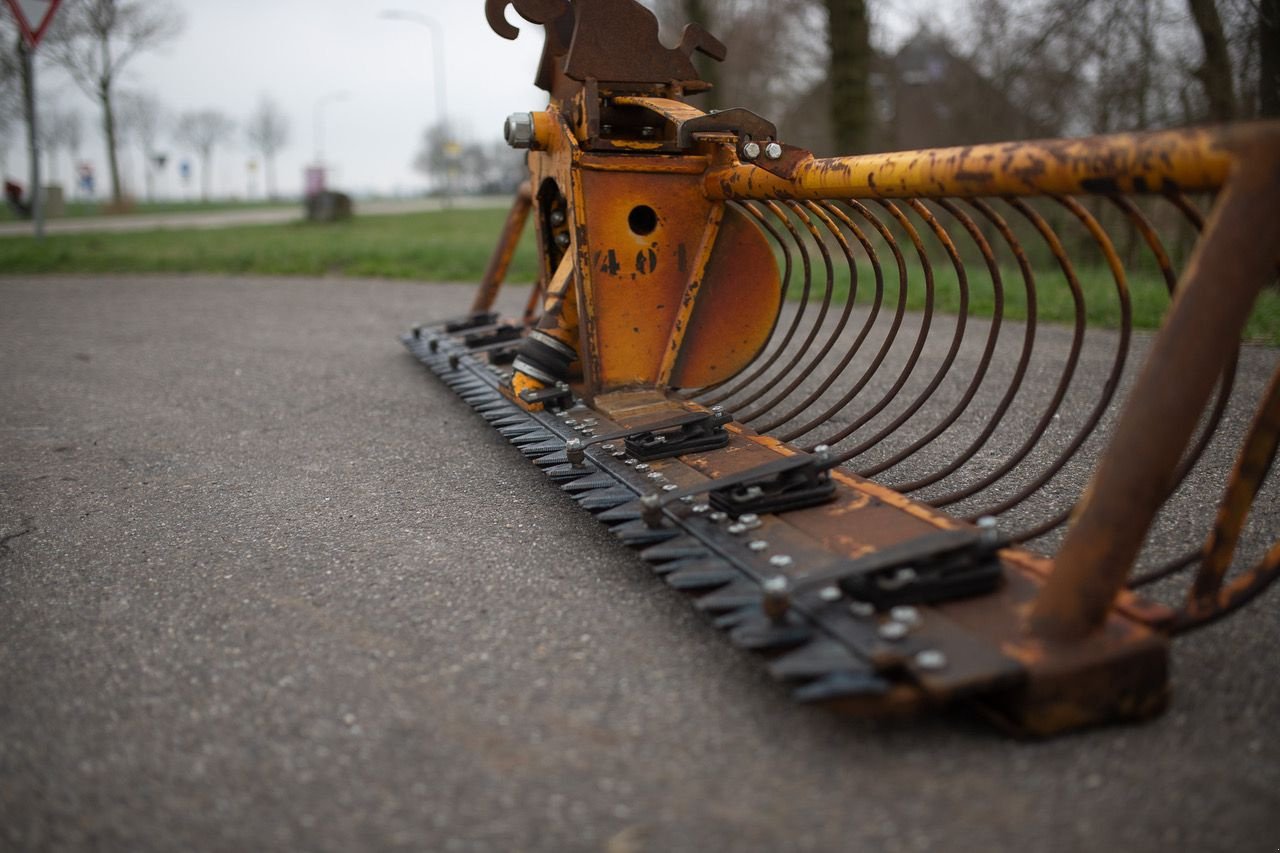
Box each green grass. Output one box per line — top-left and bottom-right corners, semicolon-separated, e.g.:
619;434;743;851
0;198;294;222
0;206;1276;344
0;208;542;282
809;261;1280;345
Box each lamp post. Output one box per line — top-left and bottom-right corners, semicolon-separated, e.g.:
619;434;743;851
313;90;350;170
380;9;452;204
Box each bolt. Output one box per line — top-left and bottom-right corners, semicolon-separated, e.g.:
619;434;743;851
819;586;843;603
915;650;948;671
849;600;876;618
679;495;695;504
556;233;571;248
761;575;791;623
504;112;535;149
764;141;784;160
813;444;831;464
977;515;1000;547
647;472;663;481
741;140;762;161
549;210;566;226
601;443;616;452
691;503;711;514
640;494;663;528
711;405;724;415
640;126;656;139
624;458;638;467
601;123;614;136
878;621;909;641
635;463;650;472
728;523;747;535
662;484;679;492
739;513;760;525
769;554;794;568
709;511;729;523
748;539;769;552
890;605;921;626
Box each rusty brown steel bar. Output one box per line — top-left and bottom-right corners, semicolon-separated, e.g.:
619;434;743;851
470;182;534;315
1030;136;1280;641
703;125;1260;201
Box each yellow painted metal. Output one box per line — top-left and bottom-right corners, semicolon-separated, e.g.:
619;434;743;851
703;125;1254;201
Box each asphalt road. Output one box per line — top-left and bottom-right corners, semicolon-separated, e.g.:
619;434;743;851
1;274;1277;853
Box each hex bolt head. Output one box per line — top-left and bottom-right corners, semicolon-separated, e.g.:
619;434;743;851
662;484;679;492
691;503;711;514
764;141;784;160
819;585;843;603
601;443;616;452
977;515;1000;546
565;437;586;466
709;511;729;523
748;539;769;552
640;494;664;529
739;513;760;525
878;621;909;641
761;575;792;623
890;605;921;626
504;112;535;149
769;554;794;568
849;600;876;618
741;140;762;161
647;472;663;481
915;649;948;671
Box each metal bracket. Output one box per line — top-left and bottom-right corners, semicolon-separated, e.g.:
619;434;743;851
800;527;1008;610
566;409;732;466
642;451;837;527
519;382;575;412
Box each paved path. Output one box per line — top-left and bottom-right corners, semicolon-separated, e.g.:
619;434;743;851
0;196;508;238
1;275;1277;852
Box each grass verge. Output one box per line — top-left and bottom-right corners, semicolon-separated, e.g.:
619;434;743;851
0;207;1275;344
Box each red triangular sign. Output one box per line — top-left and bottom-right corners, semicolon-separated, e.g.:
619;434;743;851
4;0;62;49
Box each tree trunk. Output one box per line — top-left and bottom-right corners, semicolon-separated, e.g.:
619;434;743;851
101;88;124;203
1187;0;1236;121
1262;0;1280;118
825;0;871;153
266;155;277;200
201;151;212;202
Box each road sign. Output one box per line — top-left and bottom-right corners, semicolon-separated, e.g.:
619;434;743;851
3;0;62;49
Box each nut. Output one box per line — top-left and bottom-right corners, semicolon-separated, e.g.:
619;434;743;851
504;112;535;149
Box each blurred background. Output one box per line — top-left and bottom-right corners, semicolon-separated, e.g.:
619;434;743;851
1;0;1274;212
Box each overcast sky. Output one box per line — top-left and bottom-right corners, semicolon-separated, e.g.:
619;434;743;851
5;0;937;200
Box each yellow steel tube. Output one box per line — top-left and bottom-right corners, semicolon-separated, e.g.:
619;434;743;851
701;124;1277;201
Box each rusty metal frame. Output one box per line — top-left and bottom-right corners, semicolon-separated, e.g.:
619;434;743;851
405;0;1280;735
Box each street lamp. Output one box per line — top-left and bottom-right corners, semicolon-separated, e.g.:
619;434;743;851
380;9;452;203
313;90;351;168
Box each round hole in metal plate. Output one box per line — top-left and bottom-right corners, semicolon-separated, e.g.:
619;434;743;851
628;205;658;236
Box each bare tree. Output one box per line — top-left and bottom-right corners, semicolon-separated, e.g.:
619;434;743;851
38;109;81;184
44;0;184;205
119;91;165;201
1264;0;1280;117
651;0;827;120
1188;0;1237;119
245;96;290;200
175;109;235;202
825;0;871;152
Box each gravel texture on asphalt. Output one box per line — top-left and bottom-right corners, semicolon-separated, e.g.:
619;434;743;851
1;274;1277;853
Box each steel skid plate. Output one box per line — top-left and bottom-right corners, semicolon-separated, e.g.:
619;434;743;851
402;320;1172;736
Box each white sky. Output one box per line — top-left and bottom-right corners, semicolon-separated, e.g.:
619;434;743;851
5;0;936;200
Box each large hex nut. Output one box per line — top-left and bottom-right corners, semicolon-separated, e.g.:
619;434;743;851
504;112;535;149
